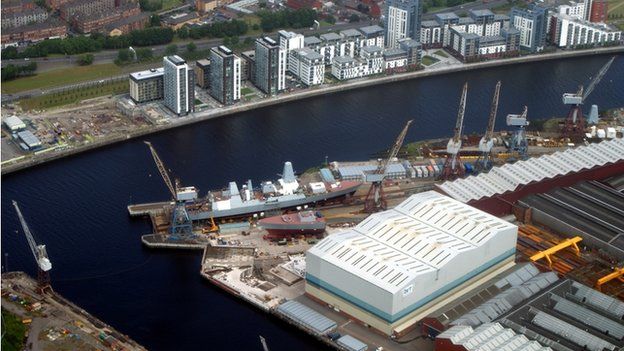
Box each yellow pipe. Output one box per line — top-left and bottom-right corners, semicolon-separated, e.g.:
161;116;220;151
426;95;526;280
530;236;582;267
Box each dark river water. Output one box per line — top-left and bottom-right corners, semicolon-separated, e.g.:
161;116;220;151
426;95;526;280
2;54;623;351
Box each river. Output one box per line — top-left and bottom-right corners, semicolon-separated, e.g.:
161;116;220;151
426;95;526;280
2;54;623;351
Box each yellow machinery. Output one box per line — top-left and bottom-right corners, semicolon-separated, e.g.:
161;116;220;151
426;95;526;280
530;236;582;267
202;217;219;234
595;267;624;292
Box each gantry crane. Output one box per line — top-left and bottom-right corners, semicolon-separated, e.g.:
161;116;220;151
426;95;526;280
144;141;194;240
475;81;501;173
506;106;529;161
13;201;52;294
561;56;616;141
439;82;468;181
363;120;413;213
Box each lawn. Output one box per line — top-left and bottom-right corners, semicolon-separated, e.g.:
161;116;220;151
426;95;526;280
608;0;624;17
161;0;184;11
241;87;254;95
19;80;129;111
434;49;449;58
2;64;122;94
422;55;440;66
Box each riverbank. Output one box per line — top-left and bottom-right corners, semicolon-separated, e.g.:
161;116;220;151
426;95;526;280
2;46;623;176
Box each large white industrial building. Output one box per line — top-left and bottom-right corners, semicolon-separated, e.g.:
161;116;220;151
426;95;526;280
306;191;518;336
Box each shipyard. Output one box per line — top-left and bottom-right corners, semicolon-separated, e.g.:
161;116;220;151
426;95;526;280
111;56;624;350
1;0;624;344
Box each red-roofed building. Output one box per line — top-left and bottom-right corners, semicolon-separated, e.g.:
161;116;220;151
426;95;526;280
590;0;608;22
286;0;322;10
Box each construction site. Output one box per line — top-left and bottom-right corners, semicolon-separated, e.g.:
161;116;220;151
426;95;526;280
115;56;624;350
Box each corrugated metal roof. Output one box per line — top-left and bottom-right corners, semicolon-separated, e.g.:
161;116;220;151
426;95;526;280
3;115;25;129
276;300;337;334
336;335;368;351
320;168;335;183
551;295;624;339
17;130;41;148
307;191;516;294
453;272;559;327
337;163;406;180
531;311;617;351
438;323;552;351
568;281;624;319
437;139;624;203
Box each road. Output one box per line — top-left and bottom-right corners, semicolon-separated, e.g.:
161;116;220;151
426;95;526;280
423;0;509;19
1;21;368;70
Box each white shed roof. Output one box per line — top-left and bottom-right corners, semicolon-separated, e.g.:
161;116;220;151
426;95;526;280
437;139;624;203
438;323;552;351
3;115;26;130
307;191;516;294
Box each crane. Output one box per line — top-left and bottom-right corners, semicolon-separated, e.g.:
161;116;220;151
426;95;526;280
12;201;52;294
475;81;501;173
144;141;194;240
439;82;468;180
363;120;413;213
561;56;616;141
506;106;529;161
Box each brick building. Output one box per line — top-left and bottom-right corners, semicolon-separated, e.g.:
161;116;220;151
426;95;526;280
2;0;36;15
590;0;608;22
72;3;141;33
1;19;67;46
104;12;150;35
60;0;115;20
1;7;48;29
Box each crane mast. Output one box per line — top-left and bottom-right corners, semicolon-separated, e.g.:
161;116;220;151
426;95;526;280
439;83;468;180
144;141;194;240
13;200;52;293
561;56;616;140
506;106;529;161
476;81;501;172
363;120;413;213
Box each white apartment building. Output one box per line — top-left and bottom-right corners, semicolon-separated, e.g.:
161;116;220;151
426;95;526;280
550;13;622;47
289;48;325;86
163;55;194;116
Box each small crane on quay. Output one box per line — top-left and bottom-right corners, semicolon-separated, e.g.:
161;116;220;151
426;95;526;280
363;119;413;213
475;81;501;173
144;141;194;241
439;82;468;181
561;55;616;141
13;200;53;294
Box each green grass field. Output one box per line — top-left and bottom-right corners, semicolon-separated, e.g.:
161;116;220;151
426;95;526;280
608;0;624;17
434;50;449;58
422;55;440;66
2;64;122;94
162;0;184;10
241;87;254;95
19;80;128;111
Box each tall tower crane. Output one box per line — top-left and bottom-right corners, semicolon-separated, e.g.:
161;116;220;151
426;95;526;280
561;56;616;141
363;120;413;213
144;141;194;240
12;201;52;294
475;81;501;173
506;106;529;161
439;82;468;181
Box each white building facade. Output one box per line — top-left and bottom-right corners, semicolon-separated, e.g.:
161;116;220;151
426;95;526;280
289;48;325;86
163;55;194;116
550;13;622;47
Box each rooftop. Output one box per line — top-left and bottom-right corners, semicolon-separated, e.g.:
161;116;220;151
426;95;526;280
333;55;356;64
129;67;164;80
195;59;210;67
304;36;322;45
320;32;341;41
360;45;383;53
358;24;383;35
421;19;439;27
383;48;407;57
2;18;65;34
17;130;41;147
307;191;516;294
3;116;26;129
435;12;459;21
437;139;624;203
470;8;495;17
398;38;421;48
163;11;199;25
165;55;186;65
340;28;361;37
292;47;323;60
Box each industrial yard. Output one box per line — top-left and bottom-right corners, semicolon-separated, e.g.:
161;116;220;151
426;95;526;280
1;272;145;351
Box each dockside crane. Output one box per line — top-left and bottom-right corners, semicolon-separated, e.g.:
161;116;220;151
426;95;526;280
144;141;194;240
12;201;52;294
363;119;413;213
561;56;616;141
439;83;468;181
506;106;529;161
475;81;501;173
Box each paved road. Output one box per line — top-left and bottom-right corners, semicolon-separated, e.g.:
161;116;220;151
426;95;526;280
423;0;509;19
1;21;368;69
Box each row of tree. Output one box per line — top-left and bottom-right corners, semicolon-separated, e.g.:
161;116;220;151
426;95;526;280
257;8;318;32
1;27;175;59
2;62;37;81
177;20;249;40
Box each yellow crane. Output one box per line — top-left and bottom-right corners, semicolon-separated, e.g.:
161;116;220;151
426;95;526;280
595;267;624;292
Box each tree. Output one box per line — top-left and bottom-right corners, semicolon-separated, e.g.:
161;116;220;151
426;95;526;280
1;46;18;59
77;53;94;65
252;23;260;31
349;14;360;22
244;36;254;45
135;47;153;61
150;14;161;27
186;42;197;52
117;48;132;63
165;44;178;55
325;15;336;24
177;26;189;39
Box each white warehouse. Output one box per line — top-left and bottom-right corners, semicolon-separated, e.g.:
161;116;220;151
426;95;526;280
306;191;517;336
